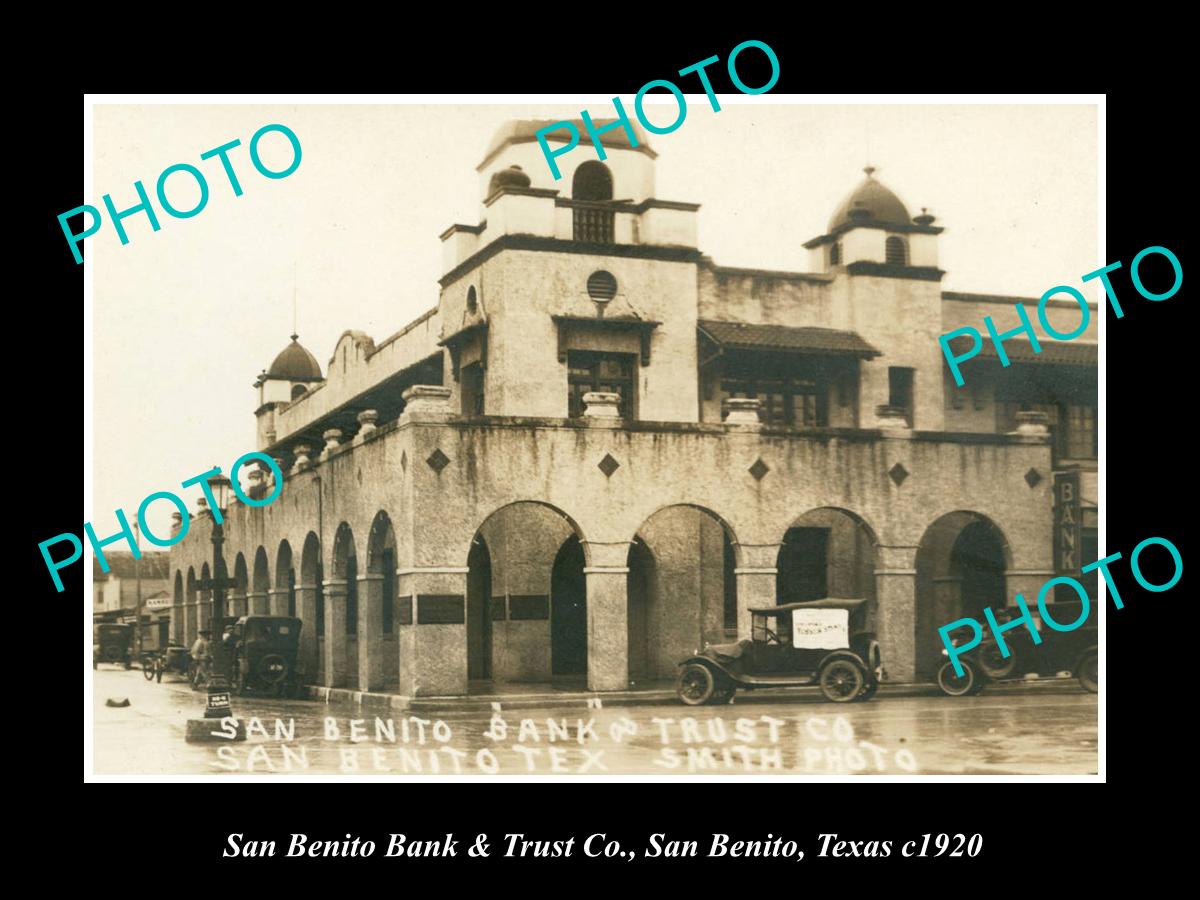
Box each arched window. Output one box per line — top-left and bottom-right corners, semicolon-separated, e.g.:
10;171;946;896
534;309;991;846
291;383;308;400
830;242;841;266
466;285;478;314
572;161;613;201
885;236;908;265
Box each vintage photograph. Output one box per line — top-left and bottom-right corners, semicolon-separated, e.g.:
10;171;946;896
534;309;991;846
88;100;1100;776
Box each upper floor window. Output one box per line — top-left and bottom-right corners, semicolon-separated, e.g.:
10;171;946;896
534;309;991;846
885;236;908;265
997;400;1096;461
291;384;308;400
722;376;827;427
572;161;613;201
568;351;636;418
829;242;841;265
888;366;914;425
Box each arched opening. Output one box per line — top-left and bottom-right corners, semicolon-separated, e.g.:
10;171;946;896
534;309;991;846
551;536;587;676
626;505;739;682
252;546;270;615
276;540;295;617
367;511;399;690
572;160;613;201
185;567;197;645
915;511;1010;678
776;508;878;645
291;383;308;400
468;501;587;685
333;522;359;688
467;536;493;681
173;571;184;644
233;553;249;619
300;531;323;683
885;236;908;265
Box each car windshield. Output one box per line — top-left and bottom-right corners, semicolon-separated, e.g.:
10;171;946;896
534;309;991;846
751;614;789;645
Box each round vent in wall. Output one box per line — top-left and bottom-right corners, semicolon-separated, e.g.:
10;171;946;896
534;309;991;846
587;270;618;302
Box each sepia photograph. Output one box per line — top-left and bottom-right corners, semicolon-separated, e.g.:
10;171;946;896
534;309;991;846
85;98;1100;778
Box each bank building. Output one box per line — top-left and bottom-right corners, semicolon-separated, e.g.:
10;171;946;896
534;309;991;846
167;119;1099;696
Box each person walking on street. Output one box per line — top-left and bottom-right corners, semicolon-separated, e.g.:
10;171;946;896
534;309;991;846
190;630;211;687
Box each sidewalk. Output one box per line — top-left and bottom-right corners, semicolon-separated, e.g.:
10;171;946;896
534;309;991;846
298;676;1081;713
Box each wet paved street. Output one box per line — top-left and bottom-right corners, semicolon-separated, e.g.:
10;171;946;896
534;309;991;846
91;668;1097;776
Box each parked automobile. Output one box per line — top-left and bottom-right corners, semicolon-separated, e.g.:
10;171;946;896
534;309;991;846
937;599;1097;696
676;598;881;706
228;615;304;697
93;623;135;669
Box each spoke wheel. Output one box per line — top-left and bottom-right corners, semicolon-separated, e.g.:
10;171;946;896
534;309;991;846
978;641;1016;680
937;660;977;697
677;664;716;706
819;659;865;703
1078;651;1098;693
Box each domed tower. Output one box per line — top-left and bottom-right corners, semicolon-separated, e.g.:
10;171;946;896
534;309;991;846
804;167;942;272
254;334;324;449
475;118;657;205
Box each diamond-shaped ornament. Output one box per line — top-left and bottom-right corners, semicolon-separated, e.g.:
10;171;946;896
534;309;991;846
1024;468;1042;488
749;457;770;481
889;462;909;486
598;453;620;477
426;448;450;473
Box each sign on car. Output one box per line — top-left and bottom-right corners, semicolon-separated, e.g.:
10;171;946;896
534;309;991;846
792;608;848;649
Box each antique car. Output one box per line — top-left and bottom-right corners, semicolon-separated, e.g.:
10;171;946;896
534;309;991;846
228;615;303;697
937;599;1097;696
676;598;881;706
93;623;135;669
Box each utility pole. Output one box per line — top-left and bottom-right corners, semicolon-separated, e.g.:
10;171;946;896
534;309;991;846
134;520;144;656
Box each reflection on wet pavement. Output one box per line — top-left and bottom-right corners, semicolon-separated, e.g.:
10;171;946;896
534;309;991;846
91;668;1098;776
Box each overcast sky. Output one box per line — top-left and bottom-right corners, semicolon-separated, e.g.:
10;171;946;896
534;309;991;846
91;101;1098;543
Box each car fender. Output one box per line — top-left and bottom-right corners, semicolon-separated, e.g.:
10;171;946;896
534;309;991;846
678;656;738;683
819;649;869;671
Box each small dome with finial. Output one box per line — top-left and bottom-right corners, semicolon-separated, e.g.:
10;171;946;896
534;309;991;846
267;334;323;381
488;164;532;196
828;166;912;231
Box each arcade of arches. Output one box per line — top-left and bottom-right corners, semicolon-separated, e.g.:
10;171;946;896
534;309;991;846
170;501;1020;693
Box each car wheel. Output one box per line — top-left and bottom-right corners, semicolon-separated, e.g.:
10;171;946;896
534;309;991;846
978;641;1016;680
1077;651;1098;693
709;682;737;705
143;661;155;681
937;660;978;697
677;664;716;706
855;679;879;702
819;658;865;703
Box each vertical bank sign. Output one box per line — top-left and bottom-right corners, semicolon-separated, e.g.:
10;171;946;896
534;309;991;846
1054;471;1082;575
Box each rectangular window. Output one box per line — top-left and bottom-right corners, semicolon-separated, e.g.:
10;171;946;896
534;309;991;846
888;367;914;425
721;377;827;426
567;351;636;418
1065;403;1097;459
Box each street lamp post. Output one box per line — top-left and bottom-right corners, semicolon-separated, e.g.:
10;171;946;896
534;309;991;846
194;472;241;726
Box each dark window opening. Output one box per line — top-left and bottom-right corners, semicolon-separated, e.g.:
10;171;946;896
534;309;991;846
723;531;738;634
345;555;358;636
381;549;395;635
291;384;308;400
572;161;613;201
461;362;485;416
830;242;841;265
568;351;636;418
466;285;478;314
572;205;614;243
888;366;914;425
885;236;908;265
